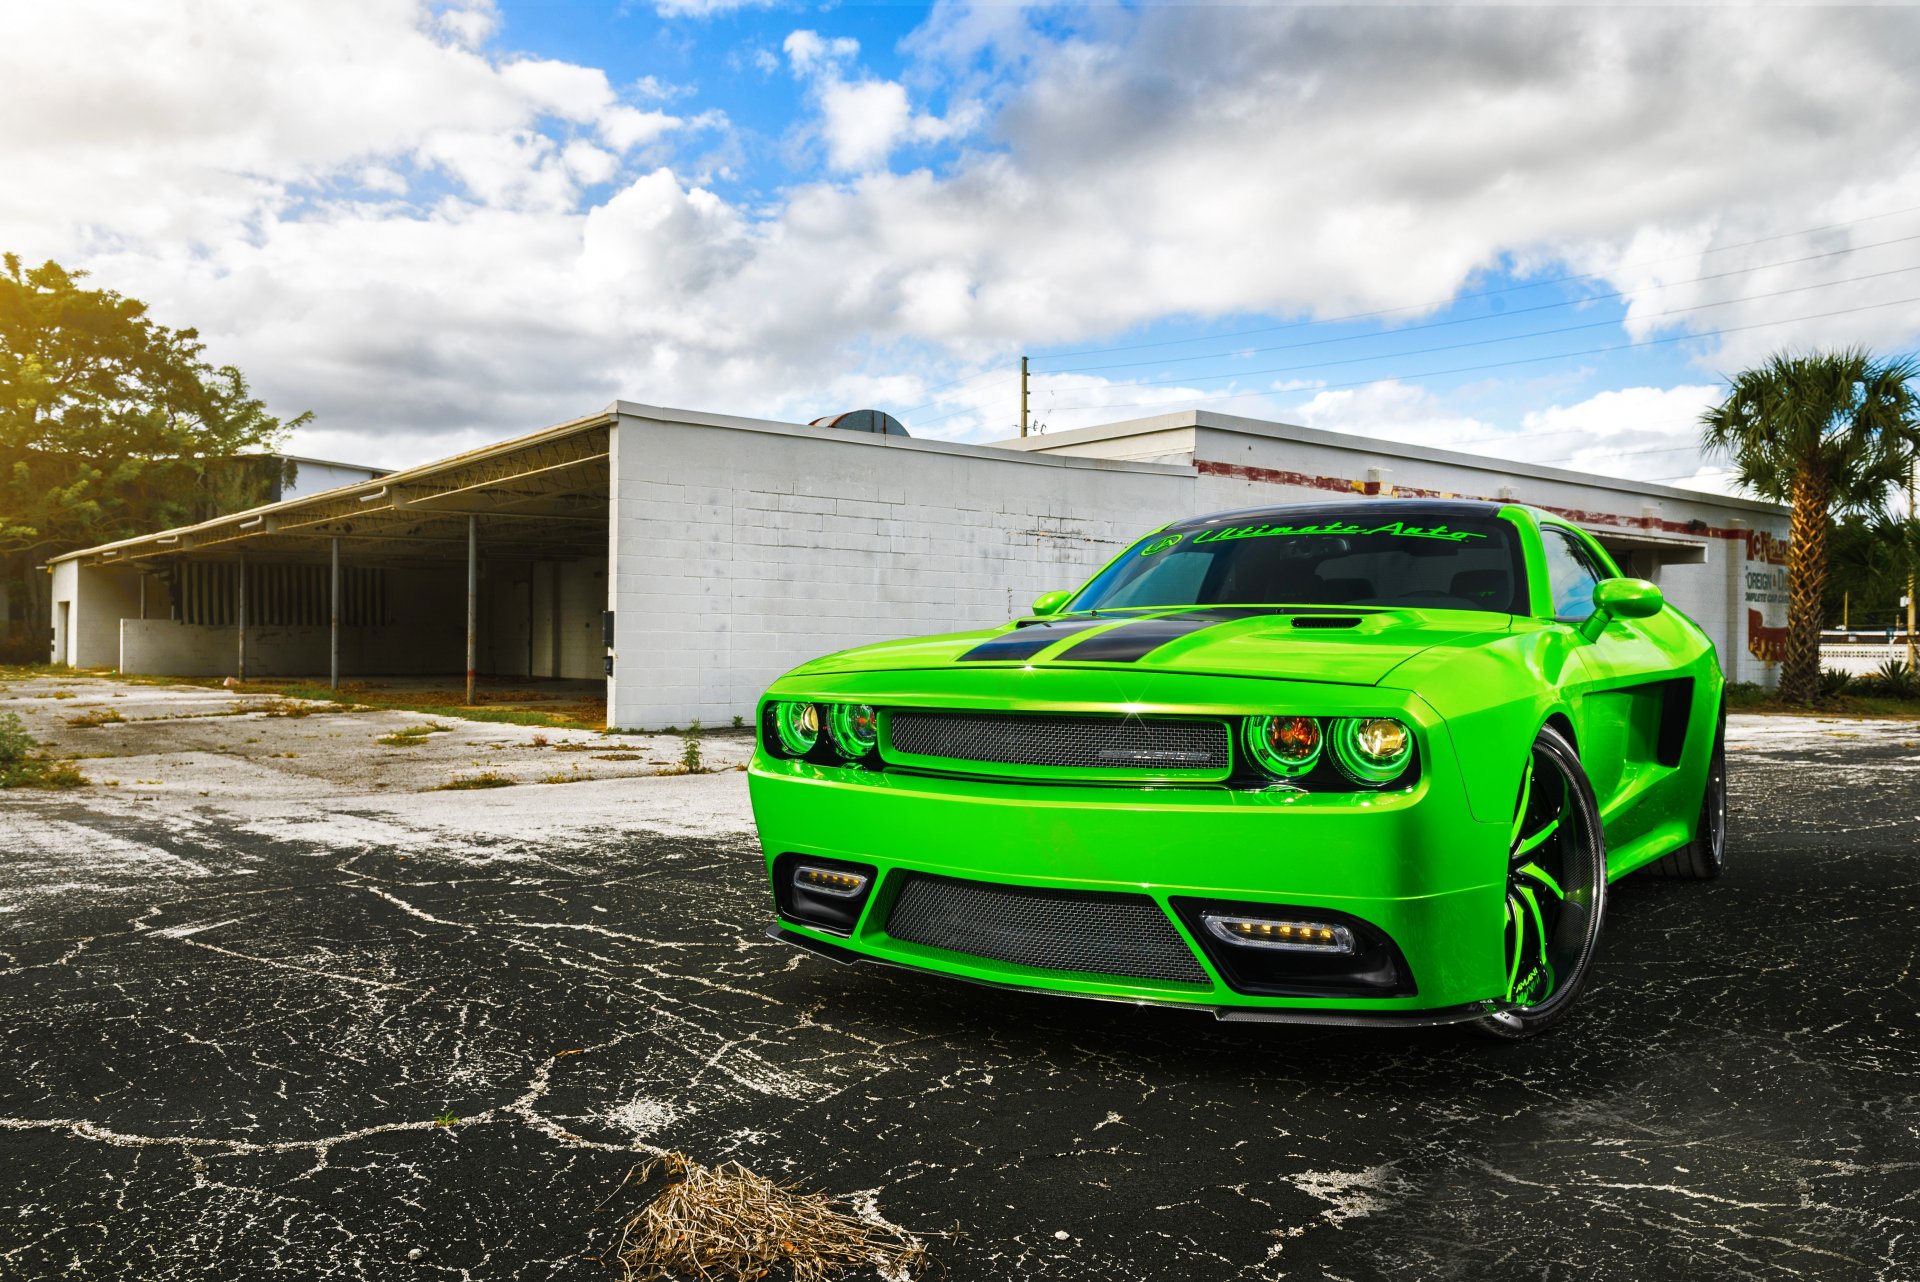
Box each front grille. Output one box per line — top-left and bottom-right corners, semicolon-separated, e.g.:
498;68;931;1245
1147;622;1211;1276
886;711;1230;772
884;874;1210;985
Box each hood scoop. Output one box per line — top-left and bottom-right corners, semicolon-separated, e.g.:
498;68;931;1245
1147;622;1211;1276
1291;616;1364;630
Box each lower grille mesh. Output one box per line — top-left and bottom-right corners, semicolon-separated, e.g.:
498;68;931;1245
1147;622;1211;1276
886;711;1229;772
884;875;1209;985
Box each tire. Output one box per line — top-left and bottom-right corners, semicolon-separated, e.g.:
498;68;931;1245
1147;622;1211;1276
1471;724;1609;1041
1645;708;1727;880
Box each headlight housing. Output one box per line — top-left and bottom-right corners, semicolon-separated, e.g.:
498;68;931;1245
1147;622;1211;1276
764;700;881;764
1241;714;1414;788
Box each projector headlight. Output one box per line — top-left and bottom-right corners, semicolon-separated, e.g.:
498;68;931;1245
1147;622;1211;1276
770;701;820;756
1244;715;1322;777
1330;717;1412;784
828;703;879;759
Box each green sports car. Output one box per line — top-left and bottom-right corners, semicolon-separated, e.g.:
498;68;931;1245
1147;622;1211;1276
748;500;1727;1038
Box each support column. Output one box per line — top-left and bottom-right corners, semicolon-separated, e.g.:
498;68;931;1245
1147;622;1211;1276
465;516;477;705
549;561;563;678
236;553;248;681
330;537;341;691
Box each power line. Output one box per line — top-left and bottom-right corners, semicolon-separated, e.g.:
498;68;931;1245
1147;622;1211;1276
1029;262;1920;397
1037;292;1920;416
898;200;1920;424
1028;201;1920;362
1039;235;1920;376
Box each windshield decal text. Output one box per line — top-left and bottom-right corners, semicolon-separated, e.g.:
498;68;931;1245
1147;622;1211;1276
1185;520;1487;546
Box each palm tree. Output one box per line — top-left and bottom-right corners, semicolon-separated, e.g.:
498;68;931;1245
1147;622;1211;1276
1702;348;1919;704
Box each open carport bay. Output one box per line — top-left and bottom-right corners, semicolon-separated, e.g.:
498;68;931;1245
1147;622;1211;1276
1;683;1916;1281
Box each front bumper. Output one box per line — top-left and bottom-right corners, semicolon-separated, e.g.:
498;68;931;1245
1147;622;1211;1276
749;751;1512;1016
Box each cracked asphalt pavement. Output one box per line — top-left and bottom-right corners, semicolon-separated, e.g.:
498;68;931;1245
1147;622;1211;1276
2;676;1916;1280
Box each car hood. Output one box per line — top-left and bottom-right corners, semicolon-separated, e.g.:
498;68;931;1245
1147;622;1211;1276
788;606;1513;688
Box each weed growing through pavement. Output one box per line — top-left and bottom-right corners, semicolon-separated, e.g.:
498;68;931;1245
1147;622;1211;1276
680;720;704;773
433;1111;458;1127
65;707;124;728
0;713;85;789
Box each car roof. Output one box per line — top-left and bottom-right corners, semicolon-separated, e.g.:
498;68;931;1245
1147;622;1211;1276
1164;498;1511;532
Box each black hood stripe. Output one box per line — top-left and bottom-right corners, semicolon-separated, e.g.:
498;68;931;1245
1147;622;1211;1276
1052;608;1277;663
955;618;1111;662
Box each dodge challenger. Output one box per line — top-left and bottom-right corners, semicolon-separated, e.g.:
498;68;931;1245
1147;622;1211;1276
748;499;1727;1038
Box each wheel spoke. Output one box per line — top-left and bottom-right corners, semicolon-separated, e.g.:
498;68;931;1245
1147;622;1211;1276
1508;756;1534;848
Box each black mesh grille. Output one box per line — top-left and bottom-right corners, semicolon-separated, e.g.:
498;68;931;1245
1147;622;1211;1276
884;875;1210;985
886;711;1229;773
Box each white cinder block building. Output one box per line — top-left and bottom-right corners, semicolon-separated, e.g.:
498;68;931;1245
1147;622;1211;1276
49;402;1789;728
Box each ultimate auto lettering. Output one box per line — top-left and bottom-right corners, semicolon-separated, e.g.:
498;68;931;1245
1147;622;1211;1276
1188;520;1487;546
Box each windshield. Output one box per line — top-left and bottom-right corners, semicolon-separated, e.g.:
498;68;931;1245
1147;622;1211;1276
1070;514;1527;614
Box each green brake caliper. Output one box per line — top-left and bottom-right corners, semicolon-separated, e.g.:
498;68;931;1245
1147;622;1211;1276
1505;754;1569;1006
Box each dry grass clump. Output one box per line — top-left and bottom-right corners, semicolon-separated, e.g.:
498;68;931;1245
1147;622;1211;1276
433;770;515;790
609;1153;934;1282
65;707;125;728
377;722;453;747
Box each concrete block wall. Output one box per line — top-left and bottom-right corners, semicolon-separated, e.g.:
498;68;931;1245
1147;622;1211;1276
606;407;1192;729
49;562;142;668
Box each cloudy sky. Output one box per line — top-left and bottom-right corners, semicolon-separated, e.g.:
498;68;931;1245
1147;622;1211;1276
5;1;1919;493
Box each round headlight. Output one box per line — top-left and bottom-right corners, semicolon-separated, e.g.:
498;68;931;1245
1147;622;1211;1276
1330;717;1413;784
1245;715;1322;777
828;703;879;758
771;701;820;756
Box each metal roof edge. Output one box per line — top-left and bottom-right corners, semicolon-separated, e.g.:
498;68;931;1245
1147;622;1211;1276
994;408;1787;518
51;407;617;564
609;401;1196;478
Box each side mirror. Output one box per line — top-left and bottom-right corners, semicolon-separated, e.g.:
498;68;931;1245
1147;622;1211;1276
1580;578;1663;640
1030;589;1073;617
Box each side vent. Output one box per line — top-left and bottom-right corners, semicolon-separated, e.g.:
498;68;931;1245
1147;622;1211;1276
1291;616;1363;630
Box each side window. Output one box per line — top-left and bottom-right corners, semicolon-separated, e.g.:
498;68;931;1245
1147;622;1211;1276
1539;526;1607;622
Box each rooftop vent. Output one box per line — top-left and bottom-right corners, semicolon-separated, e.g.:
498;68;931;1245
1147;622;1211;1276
810;409;909;437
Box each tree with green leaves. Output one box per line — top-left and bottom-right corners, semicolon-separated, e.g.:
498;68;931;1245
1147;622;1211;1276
1702;347;1919;704
0;253;309;655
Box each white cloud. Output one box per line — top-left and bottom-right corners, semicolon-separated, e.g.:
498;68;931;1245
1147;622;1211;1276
653;0;777;17
819;79;913;172
782;30;859;77
598;105;681;153
1289;382;1497;453
785;28;973;173
4;2;1918;468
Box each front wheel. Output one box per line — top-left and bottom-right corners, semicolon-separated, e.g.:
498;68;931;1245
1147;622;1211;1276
1471;724;1608;1040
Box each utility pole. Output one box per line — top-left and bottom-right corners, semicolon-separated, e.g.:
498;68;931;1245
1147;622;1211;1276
1020;355;1029;438
1908;460;1917;670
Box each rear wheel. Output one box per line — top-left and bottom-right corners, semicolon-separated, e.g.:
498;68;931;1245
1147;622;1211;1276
1471;724;1608;1041
1646;709;1727;880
